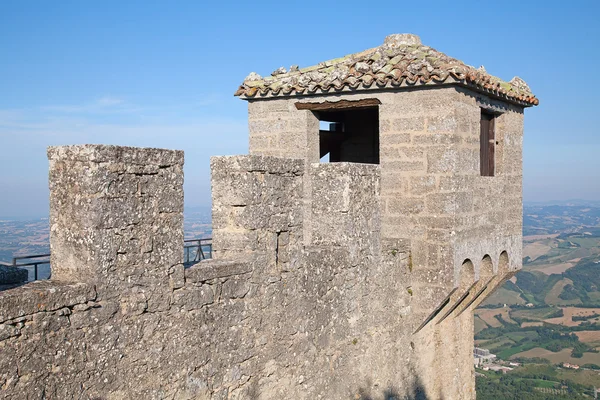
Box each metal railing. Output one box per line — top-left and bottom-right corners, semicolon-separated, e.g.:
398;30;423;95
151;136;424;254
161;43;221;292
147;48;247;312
0;254;51;281
184;238;212;265
0;238;213;284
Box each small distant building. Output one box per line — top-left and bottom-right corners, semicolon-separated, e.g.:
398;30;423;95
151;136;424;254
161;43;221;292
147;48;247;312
474;347;496;366
488;365;513;374
563;363;580;370
474;347;491;357
526;303;534;308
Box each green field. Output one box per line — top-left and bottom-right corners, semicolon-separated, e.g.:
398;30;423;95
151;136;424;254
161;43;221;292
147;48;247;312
528;378;559;388
505;331;538;342
496;343;536;359
511;306;557;321
477;205;600;398
479;337;515;353
545;279;582;305
474;315;489;334
481;286;525;306
476;365;595;399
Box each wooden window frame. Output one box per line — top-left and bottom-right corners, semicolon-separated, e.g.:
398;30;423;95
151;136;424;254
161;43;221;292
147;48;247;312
480;109;496;176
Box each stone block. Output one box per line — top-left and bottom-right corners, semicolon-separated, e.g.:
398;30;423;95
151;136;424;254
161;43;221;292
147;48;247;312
415;215;455;230
171;286;214;311
221;277;251;299
383;160;425;172
426;192;474;215
248;119;289;134
438;176;472;192
380;174;407;194
387;198;425;215
185;260;252;283
392;117;425;132
426;147;458;174
409;176;437;195
249;135;271;152
0;281;95;323
427;115;458;132
456;148;479;174
398;146;426;159
381;216;426;239
380;132;411;144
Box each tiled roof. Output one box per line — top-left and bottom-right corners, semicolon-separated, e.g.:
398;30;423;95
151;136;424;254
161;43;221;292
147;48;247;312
234;34;538;106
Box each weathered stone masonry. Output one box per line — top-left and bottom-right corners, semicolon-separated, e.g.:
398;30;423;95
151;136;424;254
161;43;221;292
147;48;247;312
0;33;537;400
1;145;268;399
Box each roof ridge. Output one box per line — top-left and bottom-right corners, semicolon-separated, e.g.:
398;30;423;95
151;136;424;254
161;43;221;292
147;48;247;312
234;34;538;106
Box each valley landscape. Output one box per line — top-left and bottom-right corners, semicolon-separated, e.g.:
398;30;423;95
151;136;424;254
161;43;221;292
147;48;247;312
475;202;600;398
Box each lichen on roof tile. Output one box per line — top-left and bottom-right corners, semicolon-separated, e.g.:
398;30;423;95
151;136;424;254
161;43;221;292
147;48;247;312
234;33;539;106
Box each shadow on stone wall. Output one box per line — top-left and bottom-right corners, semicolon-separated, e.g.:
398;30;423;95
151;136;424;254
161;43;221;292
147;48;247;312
0;265;29;291
357;377;428;400
0;281;28;292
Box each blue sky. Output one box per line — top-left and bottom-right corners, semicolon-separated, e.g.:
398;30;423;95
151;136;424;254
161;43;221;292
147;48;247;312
0;0;599;217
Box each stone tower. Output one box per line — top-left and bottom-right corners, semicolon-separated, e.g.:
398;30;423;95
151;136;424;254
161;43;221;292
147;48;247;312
0;34;537;400
212;33;539;398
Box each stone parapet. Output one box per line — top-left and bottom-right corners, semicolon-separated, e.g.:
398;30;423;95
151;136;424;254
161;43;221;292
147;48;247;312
310;162;381;266
0;281;96;324
185;259;252;283
211;155;305;277
48;144;184;302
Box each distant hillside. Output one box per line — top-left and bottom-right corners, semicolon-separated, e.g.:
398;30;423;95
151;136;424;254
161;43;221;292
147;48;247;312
485;223;600;308
524;205;600;236
525;200;600;207
486;258;600;308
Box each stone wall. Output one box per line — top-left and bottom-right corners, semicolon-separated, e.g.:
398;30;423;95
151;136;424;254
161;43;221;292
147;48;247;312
209;155;424;399
0;84;525;400
245;86;525;399
0;146;261;399
0;147;413;399
247;101;320;163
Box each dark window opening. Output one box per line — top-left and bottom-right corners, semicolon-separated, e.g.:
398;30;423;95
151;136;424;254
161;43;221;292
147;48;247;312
480;110;495;176
315;107;379;164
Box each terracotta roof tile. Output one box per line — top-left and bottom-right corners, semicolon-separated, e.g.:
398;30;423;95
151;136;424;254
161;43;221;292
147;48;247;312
234;34;539;106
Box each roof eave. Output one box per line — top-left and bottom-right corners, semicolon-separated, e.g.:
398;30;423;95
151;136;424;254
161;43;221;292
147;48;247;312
235;80;538;107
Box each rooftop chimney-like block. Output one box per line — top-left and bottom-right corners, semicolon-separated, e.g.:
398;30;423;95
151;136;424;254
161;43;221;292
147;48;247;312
383;33;422;47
